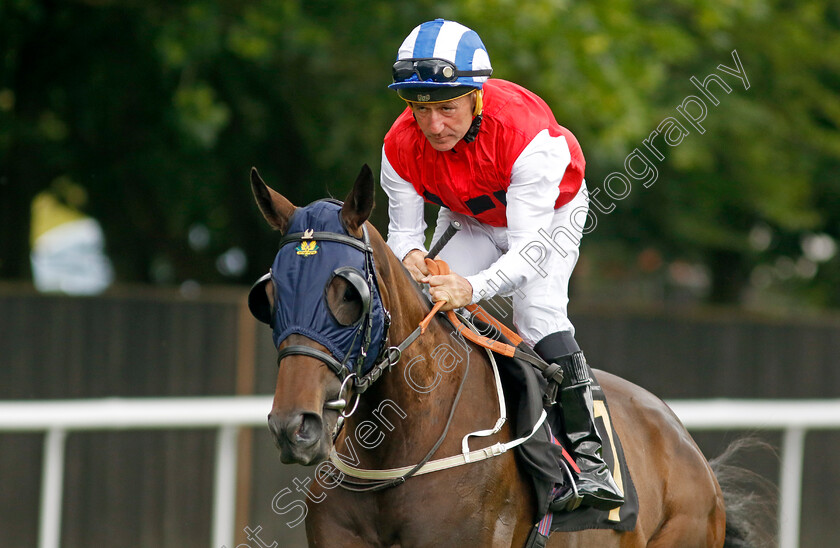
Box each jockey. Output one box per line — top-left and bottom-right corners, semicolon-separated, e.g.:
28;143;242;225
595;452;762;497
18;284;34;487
380;18;623;511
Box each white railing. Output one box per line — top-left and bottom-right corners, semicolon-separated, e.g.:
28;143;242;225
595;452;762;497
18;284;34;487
2;397;839;548
0;397;270;548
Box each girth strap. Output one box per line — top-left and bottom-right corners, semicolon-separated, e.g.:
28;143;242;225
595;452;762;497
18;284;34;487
329;413;547;481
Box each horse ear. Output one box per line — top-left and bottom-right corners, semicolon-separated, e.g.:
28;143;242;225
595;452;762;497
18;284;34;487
251;167;296;232
341;164;375;236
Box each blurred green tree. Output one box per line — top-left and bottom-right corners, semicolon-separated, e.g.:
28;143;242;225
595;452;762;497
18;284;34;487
0;0;837;307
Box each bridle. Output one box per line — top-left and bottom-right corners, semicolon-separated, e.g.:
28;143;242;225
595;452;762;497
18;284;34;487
255;207;429;420
252;212;559;491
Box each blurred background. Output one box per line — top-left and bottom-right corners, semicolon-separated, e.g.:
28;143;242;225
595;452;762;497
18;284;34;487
1;0;838;547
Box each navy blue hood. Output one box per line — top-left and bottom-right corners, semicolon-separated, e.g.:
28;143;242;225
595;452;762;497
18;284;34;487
263;200;387;376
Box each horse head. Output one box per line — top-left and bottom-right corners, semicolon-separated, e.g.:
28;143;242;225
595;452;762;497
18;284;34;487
248;165;386;465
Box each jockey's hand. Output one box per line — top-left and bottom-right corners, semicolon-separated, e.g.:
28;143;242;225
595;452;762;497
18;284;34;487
402;249;431;284
428;273;473;311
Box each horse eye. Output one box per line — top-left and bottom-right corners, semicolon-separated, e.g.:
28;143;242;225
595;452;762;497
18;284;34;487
328;277;363;326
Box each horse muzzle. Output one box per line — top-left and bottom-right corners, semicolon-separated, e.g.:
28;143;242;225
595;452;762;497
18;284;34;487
268;409;329;465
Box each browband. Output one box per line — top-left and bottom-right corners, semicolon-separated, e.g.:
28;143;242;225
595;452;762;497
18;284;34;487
279;229;372;254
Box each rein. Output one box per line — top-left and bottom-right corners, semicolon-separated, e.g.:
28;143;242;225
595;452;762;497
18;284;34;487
327;259;549;492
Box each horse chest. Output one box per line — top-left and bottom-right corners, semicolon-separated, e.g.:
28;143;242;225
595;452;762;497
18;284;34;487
308;456;528;547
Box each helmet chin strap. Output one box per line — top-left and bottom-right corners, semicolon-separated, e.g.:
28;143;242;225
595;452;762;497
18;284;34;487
472;89;483;117
459;89;483;144
462;114;482;144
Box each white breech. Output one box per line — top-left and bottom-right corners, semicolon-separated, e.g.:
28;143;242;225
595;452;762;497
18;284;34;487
432;184;589;347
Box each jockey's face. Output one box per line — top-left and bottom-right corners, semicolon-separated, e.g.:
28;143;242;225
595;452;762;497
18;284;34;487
411;93;475;152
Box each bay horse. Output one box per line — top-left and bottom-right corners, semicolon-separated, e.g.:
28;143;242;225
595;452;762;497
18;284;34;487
249;165;763;547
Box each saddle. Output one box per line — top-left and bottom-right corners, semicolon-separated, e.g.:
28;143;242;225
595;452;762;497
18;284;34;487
459;310;638;537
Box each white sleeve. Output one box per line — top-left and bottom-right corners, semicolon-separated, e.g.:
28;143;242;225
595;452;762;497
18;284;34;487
380;145;428;260
466;129;570;302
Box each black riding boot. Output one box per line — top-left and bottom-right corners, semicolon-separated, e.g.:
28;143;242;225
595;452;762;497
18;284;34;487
535;332;624;512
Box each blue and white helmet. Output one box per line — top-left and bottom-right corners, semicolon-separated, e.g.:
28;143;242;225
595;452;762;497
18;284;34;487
389;19;492;103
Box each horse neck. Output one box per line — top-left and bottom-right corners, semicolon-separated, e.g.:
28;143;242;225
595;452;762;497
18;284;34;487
342;242;497;466
367;236;446;350
374;243;458;371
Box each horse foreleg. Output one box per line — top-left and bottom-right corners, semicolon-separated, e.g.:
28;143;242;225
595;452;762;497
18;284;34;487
304;491;383;548
305;513;377;548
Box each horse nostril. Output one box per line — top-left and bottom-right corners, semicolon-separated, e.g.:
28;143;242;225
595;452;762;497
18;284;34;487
292;412;323;445
268;411;323;447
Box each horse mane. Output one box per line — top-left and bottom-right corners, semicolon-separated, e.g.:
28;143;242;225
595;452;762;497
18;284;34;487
363;219;436;327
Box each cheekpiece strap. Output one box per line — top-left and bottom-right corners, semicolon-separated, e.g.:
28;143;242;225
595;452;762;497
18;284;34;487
277;345;348;380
